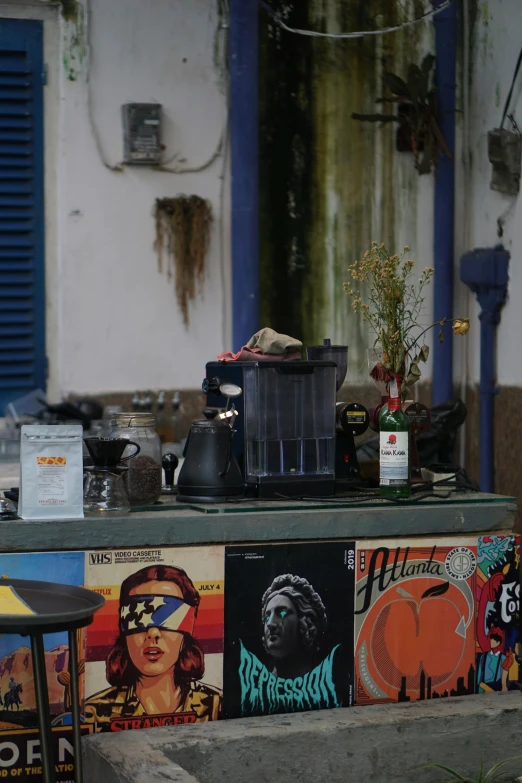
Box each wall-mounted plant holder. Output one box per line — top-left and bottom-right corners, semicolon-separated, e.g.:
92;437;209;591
352;55;451;175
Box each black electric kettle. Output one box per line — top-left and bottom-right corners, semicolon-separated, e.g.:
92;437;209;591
177;412;244;503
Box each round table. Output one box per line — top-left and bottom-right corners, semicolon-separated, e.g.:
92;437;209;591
0;578;105;783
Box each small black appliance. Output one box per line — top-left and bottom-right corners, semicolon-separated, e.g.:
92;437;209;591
306;339;369;484
177;413;244;503
203;360;337;498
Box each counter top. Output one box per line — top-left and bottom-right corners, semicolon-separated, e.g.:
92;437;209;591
0;491;516;553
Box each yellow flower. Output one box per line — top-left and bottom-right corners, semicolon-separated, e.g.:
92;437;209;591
452;318;470;335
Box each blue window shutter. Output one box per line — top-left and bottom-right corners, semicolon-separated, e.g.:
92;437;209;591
0;19;45;409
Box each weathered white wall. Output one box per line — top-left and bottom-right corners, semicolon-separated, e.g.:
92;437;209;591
3;0;230;397
5;0;520;399
457;0;522;386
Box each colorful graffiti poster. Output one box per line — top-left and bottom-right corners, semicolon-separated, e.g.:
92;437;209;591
476;535;520;693
223;542;356;719
355;538;478;705
84;546;224;731
0;551;85;783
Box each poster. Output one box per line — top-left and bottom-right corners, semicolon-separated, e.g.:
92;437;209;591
223;542;356;719
0;552;85;783
355;538;478;705
84;546;224;731
476;535;520;693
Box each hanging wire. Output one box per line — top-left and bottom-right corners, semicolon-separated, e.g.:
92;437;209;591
500;45;522;128
258;0;454;40
85;0;228;175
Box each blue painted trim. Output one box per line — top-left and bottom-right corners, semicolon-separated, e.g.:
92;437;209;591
0;20;46;408
432;0;457;406
479;315;495;493
460;246;509;493
230;0;259;351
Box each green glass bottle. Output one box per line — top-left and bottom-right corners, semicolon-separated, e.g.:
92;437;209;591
379;392;411;499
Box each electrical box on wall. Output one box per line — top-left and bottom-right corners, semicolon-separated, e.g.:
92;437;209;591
487;128;521;195
122;103;162;165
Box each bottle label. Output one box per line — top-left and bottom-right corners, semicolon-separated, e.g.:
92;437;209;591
379;431;409;486
389;378;399;399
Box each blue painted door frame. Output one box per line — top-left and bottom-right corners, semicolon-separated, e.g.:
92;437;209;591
432;0;457;405
230;0;259;351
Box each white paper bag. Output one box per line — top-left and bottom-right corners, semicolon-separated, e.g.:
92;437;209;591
19;425;84;520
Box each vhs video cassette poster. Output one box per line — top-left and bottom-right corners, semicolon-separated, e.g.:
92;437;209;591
0;551;86;783
84;546;224;731
476;535;520;693
224;541;356;719
355;538;478;705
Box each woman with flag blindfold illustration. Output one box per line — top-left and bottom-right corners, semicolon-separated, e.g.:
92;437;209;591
85;565;221;728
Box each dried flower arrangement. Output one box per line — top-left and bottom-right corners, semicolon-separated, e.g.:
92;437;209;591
153;195;212;327
344;241;469;398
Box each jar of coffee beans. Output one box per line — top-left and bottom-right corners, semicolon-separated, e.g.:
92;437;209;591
110;413;162;506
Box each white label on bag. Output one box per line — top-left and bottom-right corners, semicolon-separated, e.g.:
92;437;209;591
379;431;409;486
37;456;67;505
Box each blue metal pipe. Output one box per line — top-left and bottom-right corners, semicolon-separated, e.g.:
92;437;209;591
479;312;495;492
229;0;260;351
432;0;457;406
460;246;509;493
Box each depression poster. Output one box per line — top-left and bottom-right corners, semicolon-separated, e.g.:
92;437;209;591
224;542;356;719
0;551;85;783
476;535;520;693
355;538;478;704
84;546;224;731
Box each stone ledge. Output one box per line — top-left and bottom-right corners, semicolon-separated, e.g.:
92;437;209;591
83;692;522;783
0;494;515;552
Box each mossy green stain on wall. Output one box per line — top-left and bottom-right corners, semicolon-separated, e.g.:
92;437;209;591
59;0;85;81
259;0;425;378
57;0;80;23
259;1;315;342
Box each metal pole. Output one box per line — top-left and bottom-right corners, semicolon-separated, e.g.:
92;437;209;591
479;313;495;493
68;630;83;783
31;634;56;783
230;0;259;350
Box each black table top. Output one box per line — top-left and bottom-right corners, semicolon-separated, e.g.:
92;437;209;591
0;578;105;635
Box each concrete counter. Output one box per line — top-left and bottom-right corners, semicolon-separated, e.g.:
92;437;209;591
0;491;516;552
0;489;517;783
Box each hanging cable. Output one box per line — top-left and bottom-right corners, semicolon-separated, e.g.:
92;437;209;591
84;0;228;175
500;45;522;128
85;0;124;171
259;0;454;40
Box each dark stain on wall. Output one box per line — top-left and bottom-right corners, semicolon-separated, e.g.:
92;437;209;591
259;0;424;358
57;0;80;23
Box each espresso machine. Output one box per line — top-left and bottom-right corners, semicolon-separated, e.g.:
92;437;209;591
203;360;337;498
307;340;369;485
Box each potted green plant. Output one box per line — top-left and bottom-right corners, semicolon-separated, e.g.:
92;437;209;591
352;54;452;175
422;756;522;783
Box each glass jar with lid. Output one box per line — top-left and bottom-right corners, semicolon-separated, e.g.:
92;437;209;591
110;413;162;506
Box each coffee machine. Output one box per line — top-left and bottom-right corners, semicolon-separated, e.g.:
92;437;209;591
203;360;337;498
306;340;369;484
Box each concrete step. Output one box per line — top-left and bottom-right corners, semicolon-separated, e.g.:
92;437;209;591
83;691;522;783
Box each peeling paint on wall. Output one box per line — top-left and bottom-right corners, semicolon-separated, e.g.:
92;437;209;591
259;0;428;380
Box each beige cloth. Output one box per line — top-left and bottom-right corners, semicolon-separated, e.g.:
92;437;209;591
246;328;302;355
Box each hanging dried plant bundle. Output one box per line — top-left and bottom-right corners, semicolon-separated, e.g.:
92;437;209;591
153;195;212;326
